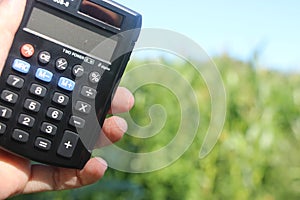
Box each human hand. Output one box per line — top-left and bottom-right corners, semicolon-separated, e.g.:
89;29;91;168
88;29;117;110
0;0;134;199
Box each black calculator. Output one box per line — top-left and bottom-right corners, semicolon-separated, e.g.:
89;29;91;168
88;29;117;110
0;0;141;169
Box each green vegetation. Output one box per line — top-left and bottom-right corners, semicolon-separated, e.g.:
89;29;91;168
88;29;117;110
11;56;300;199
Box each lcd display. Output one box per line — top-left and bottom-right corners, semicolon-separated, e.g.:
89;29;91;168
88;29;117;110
25;8;118;62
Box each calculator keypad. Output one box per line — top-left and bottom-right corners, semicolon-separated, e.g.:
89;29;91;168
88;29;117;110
0;40;107;168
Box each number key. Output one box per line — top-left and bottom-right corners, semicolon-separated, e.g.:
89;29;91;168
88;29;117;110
6;75;24;89
30;84;47;97
24;99;41;112
0;122;7;134
0;105;12;119
52;92;69;106
18;114;35;128
46;107;63;120
1;90;18;104
41;122;57;136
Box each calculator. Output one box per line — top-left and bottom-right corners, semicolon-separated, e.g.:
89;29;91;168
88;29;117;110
0;0;141;169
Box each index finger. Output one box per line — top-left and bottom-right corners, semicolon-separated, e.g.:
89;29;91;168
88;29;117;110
109;87;135;114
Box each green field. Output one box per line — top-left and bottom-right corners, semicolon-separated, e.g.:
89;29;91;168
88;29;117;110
11;56;300;200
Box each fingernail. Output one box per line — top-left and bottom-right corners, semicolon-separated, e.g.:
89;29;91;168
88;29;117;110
115;117;128;133
96;157;108;170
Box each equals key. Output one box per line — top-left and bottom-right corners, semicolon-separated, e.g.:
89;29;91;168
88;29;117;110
35;137;52;151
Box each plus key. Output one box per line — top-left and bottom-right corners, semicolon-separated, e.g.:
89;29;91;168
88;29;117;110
57;131;79;158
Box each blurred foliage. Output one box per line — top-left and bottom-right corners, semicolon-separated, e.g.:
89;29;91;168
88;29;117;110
10;55;300;200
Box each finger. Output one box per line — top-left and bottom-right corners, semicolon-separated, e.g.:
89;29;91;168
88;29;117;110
95;116;127;147
109;87;135;114
0;0;26;73
0;150;30;199
22;157;108;194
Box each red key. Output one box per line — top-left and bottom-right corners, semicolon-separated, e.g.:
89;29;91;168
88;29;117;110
20;44;35;58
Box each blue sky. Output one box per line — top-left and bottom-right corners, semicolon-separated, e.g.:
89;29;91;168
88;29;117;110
117;0;300;71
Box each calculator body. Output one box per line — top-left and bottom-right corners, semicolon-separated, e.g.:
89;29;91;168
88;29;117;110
0;0;141;169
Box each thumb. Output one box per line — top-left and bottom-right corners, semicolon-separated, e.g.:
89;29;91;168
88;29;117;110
0;0;26;73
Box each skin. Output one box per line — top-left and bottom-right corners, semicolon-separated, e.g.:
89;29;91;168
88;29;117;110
0;0;134;199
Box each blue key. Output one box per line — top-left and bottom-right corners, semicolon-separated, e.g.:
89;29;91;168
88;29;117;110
12;59;30;74
58;77;75;91
35;68;53;83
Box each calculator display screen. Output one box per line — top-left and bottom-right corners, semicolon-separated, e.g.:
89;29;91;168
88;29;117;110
25;8;118;62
